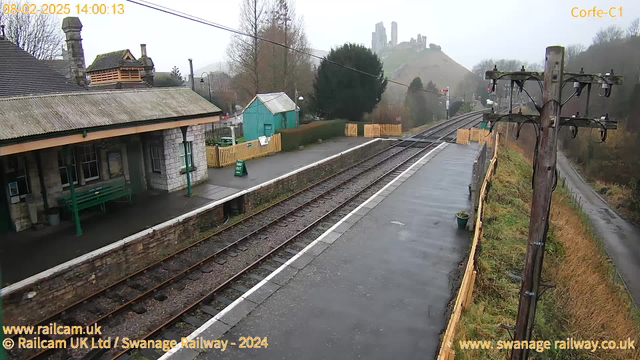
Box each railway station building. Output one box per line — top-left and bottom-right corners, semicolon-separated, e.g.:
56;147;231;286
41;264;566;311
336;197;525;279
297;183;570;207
0;21;221;234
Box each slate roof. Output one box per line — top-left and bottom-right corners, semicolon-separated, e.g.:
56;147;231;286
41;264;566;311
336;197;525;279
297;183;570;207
0;38;84;98
86;50;144;72
0;88;222;142
245;92;297;115
41;59;72;79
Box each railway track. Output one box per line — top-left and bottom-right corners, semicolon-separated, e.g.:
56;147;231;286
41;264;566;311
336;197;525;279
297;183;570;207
7;110;484;360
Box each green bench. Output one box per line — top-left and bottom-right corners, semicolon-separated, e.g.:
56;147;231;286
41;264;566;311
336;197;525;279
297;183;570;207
57;180;132;218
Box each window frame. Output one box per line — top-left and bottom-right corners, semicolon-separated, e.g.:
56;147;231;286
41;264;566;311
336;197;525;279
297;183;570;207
79;145;100;182
150;145;163;173
179;142;194;171
58;149;78;188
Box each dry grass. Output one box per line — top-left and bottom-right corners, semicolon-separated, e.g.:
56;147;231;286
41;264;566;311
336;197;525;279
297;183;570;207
550;189;640;359
591;180;640;224
454;143;639;360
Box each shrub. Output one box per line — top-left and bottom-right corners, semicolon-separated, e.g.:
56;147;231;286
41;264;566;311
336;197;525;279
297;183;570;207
277;120;346;151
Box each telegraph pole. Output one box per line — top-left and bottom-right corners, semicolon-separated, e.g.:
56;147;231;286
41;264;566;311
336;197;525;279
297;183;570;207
483;46;623;360
511;46;563;360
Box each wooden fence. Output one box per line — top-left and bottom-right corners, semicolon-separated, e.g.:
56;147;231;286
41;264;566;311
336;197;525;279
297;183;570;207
379;124;402;136
437;133;499;360
456;129;470;145
345;123;358;137
364;124;381;138
363;124;402;138
206;133;281;168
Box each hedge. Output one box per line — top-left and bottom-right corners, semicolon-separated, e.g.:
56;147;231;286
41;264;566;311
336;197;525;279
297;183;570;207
277;120;346;151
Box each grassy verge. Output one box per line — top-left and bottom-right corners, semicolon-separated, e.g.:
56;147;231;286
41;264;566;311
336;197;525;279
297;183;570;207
454;146;639;359
590;180;640;224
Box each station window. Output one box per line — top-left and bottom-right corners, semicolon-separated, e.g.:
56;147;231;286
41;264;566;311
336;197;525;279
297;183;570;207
179;142;194;171
150;145;163;173
58;149;78;188
6;156;31;201
80;145;100;181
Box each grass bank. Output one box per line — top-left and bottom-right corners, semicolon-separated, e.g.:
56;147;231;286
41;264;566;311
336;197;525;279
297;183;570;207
454;146;639;359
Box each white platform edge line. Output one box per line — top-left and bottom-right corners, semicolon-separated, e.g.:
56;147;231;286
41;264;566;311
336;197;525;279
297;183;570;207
159;141;448;359
1;139;382;297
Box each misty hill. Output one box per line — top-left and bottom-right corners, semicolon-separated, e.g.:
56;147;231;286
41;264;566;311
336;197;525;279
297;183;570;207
194;62;228;76
380;46;472;99
310;49;329;67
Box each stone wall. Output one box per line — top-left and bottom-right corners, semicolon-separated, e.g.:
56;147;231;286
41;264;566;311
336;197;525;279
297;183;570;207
1;137;146;231
2;138;392;326
2;203;224;326
245;139;392;210
162;125;208;192
143;131;169;191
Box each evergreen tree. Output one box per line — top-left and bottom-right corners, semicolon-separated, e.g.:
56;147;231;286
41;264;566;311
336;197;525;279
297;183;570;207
312;43;387;121
405;77;429;127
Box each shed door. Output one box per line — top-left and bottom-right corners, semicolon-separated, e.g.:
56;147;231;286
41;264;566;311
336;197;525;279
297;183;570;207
264;124;273;137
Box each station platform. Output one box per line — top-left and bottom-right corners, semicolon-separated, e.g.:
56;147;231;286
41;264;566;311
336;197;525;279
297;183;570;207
0;137;372;286
166;142;480;360
207;137;371;190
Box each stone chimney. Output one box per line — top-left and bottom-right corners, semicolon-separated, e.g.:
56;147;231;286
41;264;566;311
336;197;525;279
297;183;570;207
62;17;87;87
139;44;155;86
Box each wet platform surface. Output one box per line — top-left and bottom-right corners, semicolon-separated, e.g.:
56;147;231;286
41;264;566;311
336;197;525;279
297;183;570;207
0;137;372;286
170;142;480;360
207;137;371;190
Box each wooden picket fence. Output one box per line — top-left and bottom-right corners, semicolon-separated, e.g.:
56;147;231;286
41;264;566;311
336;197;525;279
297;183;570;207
345;123;358;137
206;133;281;168
437;133;500;360
363;124;402;138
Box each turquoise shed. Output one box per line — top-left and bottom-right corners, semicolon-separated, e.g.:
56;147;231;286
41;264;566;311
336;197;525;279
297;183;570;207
242;92;298;141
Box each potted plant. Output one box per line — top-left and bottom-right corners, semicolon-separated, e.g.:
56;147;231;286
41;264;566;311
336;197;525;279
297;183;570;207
456;210;469;229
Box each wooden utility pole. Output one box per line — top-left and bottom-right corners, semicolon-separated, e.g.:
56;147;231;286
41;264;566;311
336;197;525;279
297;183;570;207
483;46;623;360
511;46;563;360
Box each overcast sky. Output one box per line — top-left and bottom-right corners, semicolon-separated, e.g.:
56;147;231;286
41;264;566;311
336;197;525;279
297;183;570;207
35;0;640;77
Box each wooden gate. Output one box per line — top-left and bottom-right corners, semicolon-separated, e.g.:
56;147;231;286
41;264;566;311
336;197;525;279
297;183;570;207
345;123;358;137
364;124;381;138
206;133;282;168
456;129;470;145
379;124;402;136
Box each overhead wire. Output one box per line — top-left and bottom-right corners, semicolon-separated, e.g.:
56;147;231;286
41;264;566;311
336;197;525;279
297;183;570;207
126;0;450;97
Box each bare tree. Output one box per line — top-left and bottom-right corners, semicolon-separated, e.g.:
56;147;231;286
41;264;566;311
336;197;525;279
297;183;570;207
227;0;266;102
565;43;585;66
261;0;311;98
628;18;639;38
593;25;624;45
0;0;64;59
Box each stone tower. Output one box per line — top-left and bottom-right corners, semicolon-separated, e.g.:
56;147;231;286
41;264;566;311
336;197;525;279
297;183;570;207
391;22;398;47
62;17;87;87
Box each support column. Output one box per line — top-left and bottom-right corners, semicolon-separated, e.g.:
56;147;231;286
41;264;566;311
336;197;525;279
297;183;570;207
181;126;192;197
35;150;49;213
64;145;82;236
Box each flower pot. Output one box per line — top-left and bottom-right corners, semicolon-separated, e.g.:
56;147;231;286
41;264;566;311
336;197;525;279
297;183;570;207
456;215;469;229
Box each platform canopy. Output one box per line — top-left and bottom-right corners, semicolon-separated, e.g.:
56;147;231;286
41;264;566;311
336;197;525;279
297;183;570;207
0;88;222;156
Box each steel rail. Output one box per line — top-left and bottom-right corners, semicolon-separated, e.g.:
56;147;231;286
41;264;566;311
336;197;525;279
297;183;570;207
21;111;483;360
110;112;485;360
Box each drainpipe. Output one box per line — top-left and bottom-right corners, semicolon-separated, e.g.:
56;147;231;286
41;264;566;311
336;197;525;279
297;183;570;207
181;126;192;197
64;145;82;236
